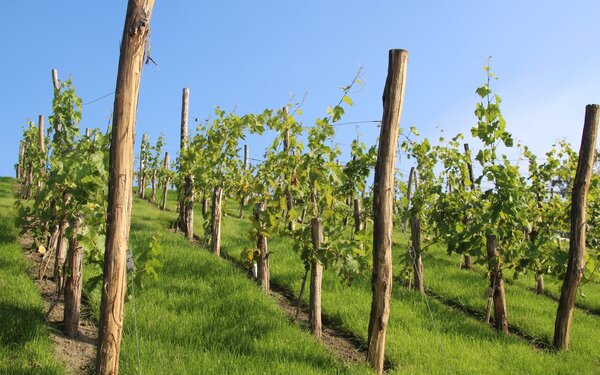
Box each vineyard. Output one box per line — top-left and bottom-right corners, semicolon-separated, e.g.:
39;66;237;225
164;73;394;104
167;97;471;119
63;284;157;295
3;2;600;375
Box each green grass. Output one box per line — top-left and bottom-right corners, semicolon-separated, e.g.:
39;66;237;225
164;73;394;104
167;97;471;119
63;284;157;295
186;195;600;374
0;177;65;375
88;192;369;374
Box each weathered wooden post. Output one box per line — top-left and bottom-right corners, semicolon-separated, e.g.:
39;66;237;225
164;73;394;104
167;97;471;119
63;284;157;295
402;167;415;232
283;107;296;231
64;216;84;338
178;88;194;239
310;218;323;338
554;104;600;350
161;152;170;210
410;216;424;295
367;49;408;374
486;234;508;333
239;144;250;218
461;143;474;269
211;186;223;256
353;197;363;234
96;1;155;373
255;202;269;290
138;133;147;198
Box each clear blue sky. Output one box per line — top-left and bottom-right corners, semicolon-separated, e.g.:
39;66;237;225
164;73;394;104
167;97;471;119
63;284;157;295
3;1;600;177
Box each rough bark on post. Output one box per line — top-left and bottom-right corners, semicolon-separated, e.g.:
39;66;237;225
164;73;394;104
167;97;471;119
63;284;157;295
310;218;323;338
282;107;296;231
367;49;408;374
54;220;68;294
211;186;223;256
37;115;45;187
554;104;600;350
255;202;269;290
138;133;147;198
201;194;208;216
151;169;157;202
353;197;363;234
17;141;24;179
240;144;250;218
402;167;415;232
96;1;155;373
178;88;194;238
536;275;545;295
64;216;84;338
410;216;424;295
461;143;474;269
486;234;508;333
161;152;170;210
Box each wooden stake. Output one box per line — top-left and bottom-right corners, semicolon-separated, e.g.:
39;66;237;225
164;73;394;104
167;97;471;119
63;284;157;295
178;88;193;238
461;143;474;270
402;167;415;232
310;218;323;338
96;1;155;373
353;197;363;234
161;152;170;210
410;216;424;295
255;202;269;290
64;216;84;338
554;104;600;350
367;49;408;374
211;186;223;256
486;234;508;333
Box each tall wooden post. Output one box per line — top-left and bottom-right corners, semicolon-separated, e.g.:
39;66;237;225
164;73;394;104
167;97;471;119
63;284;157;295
138;133;147;198
410;216;424;295
17;141;24;179
255;202;269;290
367;49;408;374
211;186;223;256
240;144;250;217
178;88;194;239
353;197;363;234
283;107;296;231
161;152;170;210
64;216;84;338
461;143;474;270
402;167;415;232
37;115;45;187
486;234;508;333
554;104;600;350
96;1;155;373
310;218;323;338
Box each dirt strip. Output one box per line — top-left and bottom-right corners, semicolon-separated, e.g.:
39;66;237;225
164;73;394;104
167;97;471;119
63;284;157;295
24;240;97;375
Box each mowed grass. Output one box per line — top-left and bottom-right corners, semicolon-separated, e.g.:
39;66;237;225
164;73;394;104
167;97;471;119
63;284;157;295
0;177;65;375
87;192;369;374
177;195;600;374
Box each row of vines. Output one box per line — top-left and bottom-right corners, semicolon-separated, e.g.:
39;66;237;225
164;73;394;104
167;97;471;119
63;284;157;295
14;44;599;375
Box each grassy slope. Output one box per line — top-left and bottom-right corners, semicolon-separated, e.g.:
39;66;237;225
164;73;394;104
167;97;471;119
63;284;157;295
198;197;600;374
88;192;368;374
0;177;65;375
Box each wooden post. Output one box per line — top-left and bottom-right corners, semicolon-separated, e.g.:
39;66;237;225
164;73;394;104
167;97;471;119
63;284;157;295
554;104;600;350
96;1;155;373
353;197;363;234
410;216;424;295
151;169;157;202
38;115;45;187
309;218;323;338
486;234;508;333
178;88;194;239
283;107;295;231
86;128;92;137
255;202;269;290
161;152;170;210
64;216;84;338
462;143;474;270
211;186;223;256
138;133;147;198
402;167;415;232
202;194;208;216
240;144;250;218
54;219;68;295
17;141;24;179
52;68;60;90
367;49;408;374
